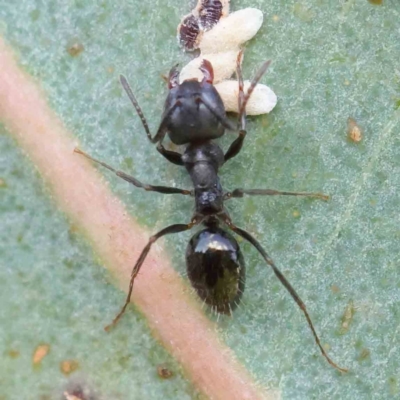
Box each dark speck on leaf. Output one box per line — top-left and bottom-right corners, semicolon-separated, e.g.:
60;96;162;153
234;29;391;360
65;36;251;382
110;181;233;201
157;364;174;379
67;41;84;57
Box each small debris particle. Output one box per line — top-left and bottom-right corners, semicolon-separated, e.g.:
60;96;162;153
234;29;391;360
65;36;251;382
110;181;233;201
368;0;383;4
292;210;300;218
331;285;340;293
107;66;114;74
30;9;40;21
0;178;6;188
67;42;84;57
157;363;174;379
293;3;315;22
388;376;398;396
347;117;363;143
69;223;79;235
33;344;50;365
7;349;20;358
344;79;350;86
357;348;371;361
64;393;82;400
340;300;355;334
272;15;279;22
63;382;99;400
60;360;80;375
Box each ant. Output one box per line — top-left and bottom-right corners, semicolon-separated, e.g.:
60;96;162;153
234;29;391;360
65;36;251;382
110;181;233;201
75;53;347;373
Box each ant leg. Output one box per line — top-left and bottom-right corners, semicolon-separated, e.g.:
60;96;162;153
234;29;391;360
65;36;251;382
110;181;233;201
225;188;329;201
120;74;184;166
105;219;199;331
224;57;272;163
120;74;181;144
74;148;192;196
237;50;246;131
156;142;184;166
220;214;348;373
224;51;246;162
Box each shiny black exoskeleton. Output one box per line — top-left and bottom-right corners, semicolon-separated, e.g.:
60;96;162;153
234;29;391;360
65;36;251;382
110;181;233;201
186;226;245;314
162;63;231;145
75;56;347;372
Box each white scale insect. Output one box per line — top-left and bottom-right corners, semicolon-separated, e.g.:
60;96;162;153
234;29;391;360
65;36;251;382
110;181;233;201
177;0;277;115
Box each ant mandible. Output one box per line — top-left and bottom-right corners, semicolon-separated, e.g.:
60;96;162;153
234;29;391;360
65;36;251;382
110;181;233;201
75;53;347;373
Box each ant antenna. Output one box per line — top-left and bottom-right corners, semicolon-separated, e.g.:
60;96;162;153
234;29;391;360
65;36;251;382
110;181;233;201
239;60;272;117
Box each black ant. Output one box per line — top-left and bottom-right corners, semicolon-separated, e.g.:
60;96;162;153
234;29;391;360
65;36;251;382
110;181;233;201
75;53;347;373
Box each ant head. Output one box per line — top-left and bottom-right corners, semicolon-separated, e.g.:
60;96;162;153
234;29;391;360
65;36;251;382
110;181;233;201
161;60;233;145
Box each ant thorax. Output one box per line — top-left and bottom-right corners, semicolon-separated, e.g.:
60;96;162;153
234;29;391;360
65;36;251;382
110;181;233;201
182;141;224;215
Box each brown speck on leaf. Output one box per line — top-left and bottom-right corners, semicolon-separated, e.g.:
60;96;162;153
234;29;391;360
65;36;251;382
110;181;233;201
69;223;79;235
63;381;99;400
64;393;83;400
60;360;80;375
157;363;174;379
368;0;383;4
331;285;340;293
340;300;355;334
33;344;50;365
8;349;20;358
67;41;84;57
358;348;371;361
347;117;363;143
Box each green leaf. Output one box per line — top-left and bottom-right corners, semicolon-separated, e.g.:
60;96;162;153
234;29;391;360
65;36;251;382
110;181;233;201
1;0;399;398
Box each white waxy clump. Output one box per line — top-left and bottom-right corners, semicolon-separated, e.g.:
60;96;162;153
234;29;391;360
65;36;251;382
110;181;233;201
179;51;240;84
199;8;264;53
177;4;277;115
215;80;277;114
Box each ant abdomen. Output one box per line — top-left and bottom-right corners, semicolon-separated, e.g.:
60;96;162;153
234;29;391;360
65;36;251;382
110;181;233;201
186;226;245;314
